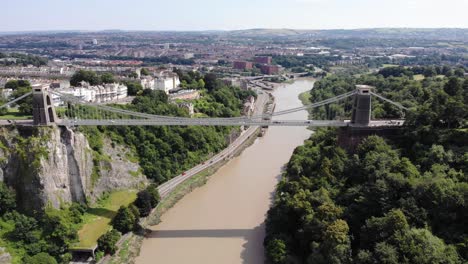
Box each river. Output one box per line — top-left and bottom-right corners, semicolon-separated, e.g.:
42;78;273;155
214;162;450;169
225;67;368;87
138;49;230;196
136;79;314;264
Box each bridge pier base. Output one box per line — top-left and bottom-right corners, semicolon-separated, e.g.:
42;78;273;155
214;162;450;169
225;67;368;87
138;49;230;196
337;126;403;152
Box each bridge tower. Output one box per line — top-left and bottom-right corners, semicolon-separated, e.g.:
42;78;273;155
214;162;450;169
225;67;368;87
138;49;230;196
351;85;373;126
32;84;57;126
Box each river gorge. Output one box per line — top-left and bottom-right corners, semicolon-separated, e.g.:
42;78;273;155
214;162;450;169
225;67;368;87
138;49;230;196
136;79;314;264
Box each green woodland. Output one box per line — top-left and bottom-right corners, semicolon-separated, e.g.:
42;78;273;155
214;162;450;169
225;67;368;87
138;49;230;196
83;71;256;184
264;66;467;264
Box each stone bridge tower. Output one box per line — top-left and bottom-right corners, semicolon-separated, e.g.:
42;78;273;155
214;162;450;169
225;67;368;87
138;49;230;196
351;85;373;126
32;84;57;126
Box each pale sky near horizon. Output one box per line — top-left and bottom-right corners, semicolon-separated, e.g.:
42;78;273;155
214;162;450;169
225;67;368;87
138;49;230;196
2;0;468;31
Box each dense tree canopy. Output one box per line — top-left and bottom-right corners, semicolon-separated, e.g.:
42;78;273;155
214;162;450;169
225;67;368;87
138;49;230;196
70;70;118;86
100;72;255;184
265;67;467;263
0;52;48;67
5;79;34;115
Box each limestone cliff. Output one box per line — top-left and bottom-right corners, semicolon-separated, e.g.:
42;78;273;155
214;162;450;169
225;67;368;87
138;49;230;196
0;125;146;212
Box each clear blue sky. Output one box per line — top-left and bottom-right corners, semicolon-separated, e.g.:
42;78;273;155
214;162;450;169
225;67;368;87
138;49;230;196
2;0;468;31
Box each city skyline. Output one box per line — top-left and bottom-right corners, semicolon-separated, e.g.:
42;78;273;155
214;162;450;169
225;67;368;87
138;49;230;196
2;0;468;32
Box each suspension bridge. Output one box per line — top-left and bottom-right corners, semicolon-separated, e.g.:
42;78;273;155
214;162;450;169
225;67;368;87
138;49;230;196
0;84;408;128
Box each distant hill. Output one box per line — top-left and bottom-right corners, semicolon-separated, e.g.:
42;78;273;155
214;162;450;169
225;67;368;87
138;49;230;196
222;28;468;41
1;28;467;41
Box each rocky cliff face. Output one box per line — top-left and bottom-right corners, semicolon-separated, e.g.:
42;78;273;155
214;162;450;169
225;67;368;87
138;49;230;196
0;125;146;212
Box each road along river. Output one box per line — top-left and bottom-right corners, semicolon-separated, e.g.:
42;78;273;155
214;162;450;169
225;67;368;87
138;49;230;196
136;79;314;264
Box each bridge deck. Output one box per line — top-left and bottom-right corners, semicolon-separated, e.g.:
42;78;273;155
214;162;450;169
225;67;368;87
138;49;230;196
0;119;405;127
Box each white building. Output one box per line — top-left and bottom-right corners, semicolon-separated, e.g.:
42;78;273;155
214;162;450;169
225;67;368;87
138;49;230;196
55;82;128;105
154;74;180;94
140;77;155;89
0;88;13;100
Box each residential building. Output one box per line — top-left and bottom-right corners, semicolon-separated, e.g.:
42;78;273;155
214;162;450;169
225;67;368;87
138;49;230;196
260;65;280;75
233;61;253;70
55;82;127;105
140;76;155;89
154;73;180;94
254;56;272;64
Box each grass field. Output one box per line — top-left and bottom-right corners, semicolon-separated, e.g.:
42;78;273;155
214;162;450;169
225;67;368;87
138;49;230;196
0;108;32;120
299;91;312;105
414;74;446;81
382;64;399;68
414;74;425;81
74;190;137;249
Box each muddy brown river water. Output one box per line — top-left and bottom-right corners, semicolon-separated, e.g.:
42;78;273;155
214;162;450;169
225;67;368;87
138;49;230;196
136;79;314;264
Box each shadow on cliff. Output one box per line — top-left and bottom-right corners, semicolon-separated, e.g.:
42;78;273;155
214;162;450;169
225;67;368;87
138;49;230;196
86;207;117;219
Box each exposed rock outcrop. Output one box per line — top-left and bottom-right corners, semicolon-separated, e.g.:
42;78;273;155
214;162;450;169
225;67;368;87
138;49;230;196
0;125;146;212
0;247;11;264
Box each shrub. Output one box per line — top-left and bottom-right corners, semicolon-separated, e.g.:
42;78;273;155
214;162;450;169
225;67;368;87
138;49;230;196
146;184;161;208
112;206;137;234
134;190;152;217
97;229;121;255
22;252;57;264
0;182;16;215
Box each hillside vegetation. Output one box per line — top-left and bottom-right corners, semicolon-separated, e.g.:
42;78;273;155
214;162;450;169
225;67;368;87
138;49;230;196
264;66;467;263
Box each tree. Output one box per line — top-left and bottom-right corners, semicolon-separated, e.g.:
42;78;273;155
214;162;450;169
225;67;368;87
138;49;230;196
128;72;139;78
0;182;16;215
112;206;137;234
373;242;399;264
266;238;288;264
124;81;143;96
100;73;116;84
12;213;39;243
146;184;160;208
140;68;150;76
360;210;409;248
70;70;101;86
423;67;437;77
43;209;78;256
11;86;33;115
392;228;460;264
322;219;352;264
22;253;57;264
4;80;31;89
5;80;19;89
134;190;153;217
453;68;465;77
97;229;121;255
443;77;462;97
69;203;86;224
197;79;205;89
128;204;140;219
203;73;218;91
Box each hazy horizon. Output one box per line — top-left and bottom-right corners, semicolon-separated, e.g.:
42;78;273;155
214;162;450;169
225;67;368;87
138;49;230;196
1;27;468;34
3;0;468;32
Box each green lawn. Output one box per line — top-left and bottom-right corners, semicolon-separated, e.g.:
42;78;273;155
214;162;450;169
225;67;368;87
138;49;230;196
382;64;399;68
74;190;137;249
414;74;425;81
0;108;31;120
299;91;312;105
414;74;446;81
